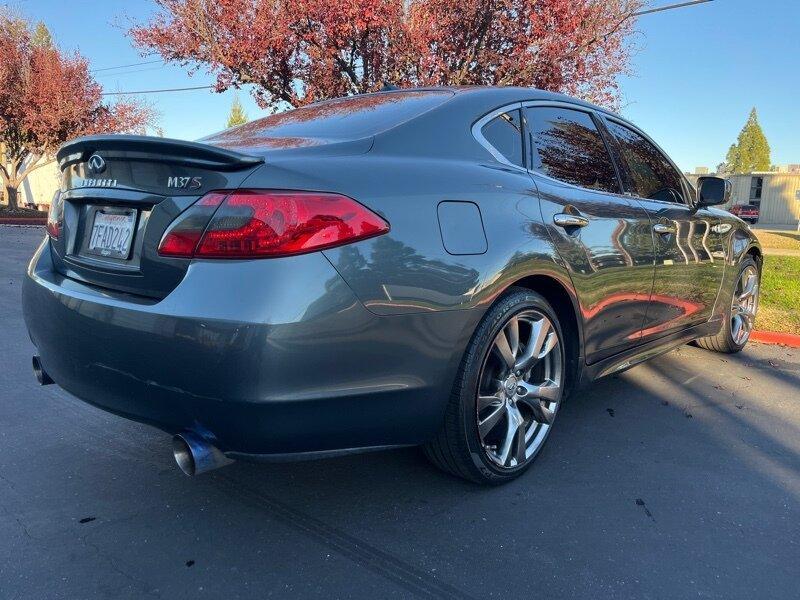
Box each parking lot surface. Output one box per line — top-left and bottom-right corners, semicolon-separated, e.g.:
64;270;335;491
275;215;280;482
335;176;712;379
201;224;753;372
2;226;799;599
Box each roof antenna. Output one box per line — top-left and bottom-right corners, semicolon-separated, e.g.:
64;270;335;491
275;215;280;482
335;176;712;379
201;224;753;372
381;81;399;91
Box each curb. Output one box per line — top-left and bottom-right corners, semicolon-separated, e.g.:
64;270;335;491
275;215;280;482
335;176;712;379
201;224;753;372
751;330;800;347
0;218;47;226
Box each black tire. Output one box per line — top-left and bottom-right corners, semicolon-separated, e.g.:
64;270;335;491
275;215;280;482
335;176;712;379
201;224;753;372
423;288;566;485
695;256;759;354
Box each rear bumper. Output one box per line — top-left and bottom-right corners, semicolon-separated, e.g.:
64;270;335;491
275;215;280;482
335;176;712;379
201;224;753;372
23;239;477;456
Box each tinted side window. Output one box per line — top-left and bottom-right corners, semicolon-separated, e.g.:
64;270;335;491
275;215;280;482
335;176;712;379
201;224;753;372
481;110;524;167
525;107;620;193
605;121;685;203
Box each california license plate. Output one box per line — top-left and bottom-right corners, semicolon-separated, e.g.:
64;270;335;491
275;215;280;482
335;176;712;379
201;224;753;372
87;209;136;259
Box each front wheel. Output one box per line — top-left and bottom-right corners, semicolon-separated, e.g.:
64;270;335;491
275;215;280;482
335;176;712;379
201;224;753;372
424;289;565;484
695;256;759;354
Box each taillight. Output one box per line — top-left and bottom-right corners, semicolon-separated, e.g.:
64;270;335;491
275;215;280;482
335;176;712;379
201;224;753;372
157;192;227;257
158;190;389;259
46;192;64;240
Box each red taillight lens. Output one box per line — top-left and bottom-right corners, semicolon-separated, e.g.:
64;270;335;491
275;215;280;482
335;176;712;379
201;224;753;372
46;192;64;240
157;192;227;257
45;219;60;240
158;190;389;259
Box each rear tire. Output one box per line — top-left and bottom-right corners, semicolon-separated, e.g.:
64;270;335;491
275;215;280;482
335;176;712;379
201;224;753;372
423;288;566;484
695;256;759;354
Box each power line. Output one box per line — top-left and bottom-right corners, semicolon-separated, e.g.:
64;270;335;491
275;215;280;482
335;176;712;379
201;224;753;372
100;84;214;96
633;0;713;17
95;65;168;79
91;59;164;73
97;0;712;96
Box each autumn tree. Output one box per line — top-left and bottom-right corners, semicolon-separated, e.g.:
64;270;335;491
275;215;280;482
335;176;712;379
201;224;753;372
0;17;155;209
130;0;641;112
723;108;771;174
31;21;52;48
227;94;248;128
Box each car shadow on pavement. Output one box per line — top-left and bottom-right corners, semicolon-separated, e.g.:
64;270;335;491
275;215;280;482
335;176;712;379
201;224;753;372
164;345;799;599
3;332;800;599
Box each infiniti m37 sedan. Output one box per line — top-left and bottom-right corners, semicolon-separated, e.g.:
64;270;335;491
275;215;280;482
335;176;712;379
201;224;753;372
23;87;761;484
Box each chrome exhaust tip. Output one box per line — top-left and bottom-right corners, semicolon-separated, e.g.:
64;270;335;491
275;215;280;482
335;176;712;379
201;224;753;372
172;431;233;476
32;355;54;386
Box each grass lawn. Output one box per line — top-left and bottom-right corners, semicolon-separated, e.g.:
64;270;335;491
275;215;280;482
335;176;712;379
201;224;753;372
753;230;800;251
757;255;800;334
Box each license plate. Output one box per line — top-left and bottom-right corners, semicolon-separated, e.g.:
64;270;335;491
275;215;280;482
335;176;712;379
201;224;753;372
87;209;136;259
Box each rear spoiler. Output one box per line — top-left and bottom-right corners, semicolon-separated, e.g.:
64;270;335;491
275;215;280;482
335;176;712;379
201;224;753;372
57;135;265;172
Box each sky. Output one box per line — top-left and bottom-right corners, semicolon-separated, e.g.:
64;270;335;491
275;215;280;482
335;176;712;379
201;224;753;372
5;0;799;172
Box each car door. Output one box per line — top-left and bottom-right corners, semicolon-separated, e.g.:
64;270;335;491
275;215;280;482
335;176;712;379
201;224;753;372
522;104;656;364
599;117;726;339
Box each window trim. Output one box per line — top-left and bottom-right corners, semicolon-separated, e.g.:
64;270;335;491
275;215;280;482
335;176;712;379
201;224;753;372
599;115;693;207
478;107;526;169
472;99;628;198
472;102;526;171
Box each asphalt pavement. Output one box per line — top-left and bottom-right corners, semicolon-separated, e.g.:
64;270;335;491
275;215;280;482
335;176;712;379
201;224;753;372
1;225;799;599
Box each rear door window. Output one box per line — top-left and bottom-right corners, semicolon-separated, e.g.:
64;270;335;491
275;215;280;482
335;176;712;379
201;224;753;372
604;120;686;204
481;109;524;167
524;106;620;194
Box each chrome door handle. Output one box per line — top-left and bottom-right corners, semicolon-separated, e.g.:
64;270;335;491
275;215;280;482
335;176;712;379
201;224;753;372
553;213;589;228
653;223;676;235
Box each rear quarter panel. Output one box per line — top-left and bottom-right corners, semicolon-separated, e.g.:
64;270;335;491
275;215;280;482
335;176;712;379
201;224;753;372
245;153;575;321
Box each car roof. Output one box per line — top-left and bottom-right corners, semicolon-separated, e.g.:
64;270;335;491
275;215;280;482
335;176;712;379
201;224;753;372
374;85;624;120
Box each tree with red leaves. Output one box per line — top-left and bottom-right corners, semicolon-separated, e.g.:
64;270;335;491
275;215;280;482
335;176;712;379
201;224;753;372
130;0;640;113
0;16;155;210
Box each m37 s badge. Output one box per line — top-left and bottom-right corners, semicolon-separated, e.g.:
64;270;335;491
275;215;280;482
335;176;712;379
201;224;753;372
167;176;203;190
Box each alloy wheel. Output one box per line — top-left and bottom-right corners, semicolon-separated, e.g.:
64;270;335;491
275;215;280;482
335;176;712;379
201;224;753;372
731;265;758;345
476;309;563;469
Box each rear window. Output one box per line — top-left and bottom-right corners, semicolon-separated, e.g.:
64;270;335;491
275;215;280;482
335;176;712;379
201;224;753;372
205;91;454;144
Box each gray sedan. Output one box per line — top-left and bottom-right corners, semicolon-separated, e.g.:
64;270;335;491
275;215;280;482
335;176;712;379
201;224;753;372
23;87;761;484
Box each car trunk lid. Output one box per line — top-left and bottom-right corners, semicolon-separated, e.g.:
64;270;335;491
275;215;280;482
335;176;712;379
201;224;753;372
50;135;265;299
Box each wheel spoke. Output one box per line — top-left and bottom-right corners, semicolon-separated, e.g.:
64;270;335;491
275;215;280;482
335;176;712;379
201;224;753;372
540;331;559;360
506;317;520;358
498;405;523;466
515;381;557;423
522;398;555;424
522;380;561;403
478;401;505;437
514;318;552;372
731;315;743;343
493;330;516;370
735;305;755;322
477;389;503;412
513;418;527;465
739;279;756;301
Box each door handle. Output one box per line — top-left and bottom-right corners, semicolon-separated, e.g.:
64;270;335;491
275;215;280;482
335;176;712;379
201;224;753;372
653;223;676;235
553;213;589;228
712;223;731;234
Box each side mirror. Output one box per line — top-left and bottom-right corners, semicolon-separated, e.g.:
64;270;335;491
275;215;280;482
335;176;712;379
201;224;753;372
696;176;731;207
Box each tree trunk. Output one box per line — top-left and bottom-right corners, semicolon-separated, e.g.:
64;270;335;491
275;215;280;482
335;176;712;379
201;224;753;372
4;184;18;210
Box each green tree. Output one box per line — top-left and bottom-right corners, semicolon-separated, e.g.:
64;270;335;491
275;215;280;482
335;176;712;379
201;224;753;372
226;95;248;128
724;108;771;174
31;21;53;48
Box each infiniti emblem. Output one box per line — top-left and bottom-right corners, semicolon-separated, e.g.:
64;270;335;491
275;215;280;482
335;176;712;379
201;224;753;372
87;154;106;175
